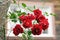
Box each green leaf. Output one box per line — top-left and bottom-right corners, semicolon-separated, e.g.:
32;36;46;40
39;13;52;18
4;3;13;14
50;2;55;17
22;33;27;40
10;12;17;19
21;12;26;15
19;20;22;23
44;12;49;16
18;18;22;24
11;19;17;23
24;30;27;34
34;5;36;9
9;12;12;14
15;10;21;13
15;10;22;16
28;30;32;35
22;3;27;8
33;20;37;24
13;0;16;3
28;35;33;40
18;12;26;16
27;8;33;12
50;13;56;16
18;13;21;16
15;10;26;16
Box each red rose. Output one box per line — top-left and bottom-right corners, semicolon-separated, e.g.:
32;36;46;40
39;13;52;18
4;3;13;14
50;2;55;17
33;9;42;19
39;19;49;30
13;28;19;36
13;24;23;36
19;14;34;28
23;20;32;28
28;13;35;20
31;24;42;35
19;15;28;22
19;14;35;22
37;15;46;22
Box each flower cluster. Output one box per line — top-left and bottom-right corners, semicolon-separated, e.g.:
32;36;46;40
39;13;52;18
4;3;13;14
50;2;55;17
13;9;49;36
13;24;23;36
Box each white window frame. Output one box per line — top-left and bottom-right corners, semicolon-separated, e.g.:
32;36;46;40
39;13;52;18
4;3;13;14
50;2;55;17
6;1;56;38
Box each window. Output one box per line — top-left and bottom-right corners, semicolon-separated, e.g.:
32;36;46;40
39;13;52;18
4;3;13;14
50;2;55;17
6;1;55;38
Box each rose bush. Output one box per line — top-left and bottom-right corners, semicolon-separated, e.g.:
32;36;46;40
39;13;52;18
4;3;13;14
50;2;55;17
13;9;49;36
